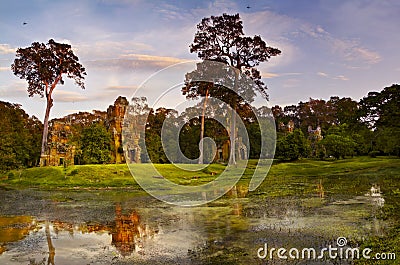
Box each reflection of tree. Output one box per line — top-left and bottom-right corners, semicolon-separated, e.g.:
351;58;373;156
226;184;249;216
111;204;157;256
45;221;55;265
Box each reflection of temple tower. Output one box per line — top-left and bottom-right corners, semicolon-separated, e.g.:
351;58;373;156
112;204;141;256
107;96;129;164
111;204;157;256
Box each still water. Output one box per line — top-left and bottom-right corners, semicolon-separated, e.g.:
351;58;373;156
0;184;389;265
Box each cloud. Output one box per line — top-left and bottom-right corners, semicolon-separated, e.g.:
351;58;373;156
75;40;154;59
332;39;381;65
283;78;301;88
262;72;279;78
261;72;302;79
105;85;138;91
85;54;191;72
0;44;16;54
53;90;88;102
0;81;28;98
122;53;190;65
156;3;186;21
317;72;328;77
317;72;348;81
300;23;381;66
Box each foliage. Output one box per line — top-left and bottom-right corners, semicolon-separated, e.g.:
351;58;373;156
275;129;310;161
358;84;400;156
0;101;42;172
80;123;112;164
319;134;356;159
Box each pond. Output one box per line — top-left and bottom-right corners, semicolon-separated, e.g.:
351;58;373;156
0;184;391;265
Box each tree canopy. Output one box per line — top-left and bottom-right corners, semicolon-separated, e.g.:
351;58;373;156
190;13;281;98
11;39;86;165
189;13;280;165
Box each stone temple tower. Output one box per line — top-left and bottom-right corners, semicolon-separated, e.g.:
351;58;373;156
107;96;129;163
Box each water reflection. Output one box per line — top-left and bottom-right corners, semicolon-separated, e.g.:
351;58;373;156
112;203;158;256
365;184;385;207
225;185;249;216
316;179;325;198
0;184;394;264
0;216;35;254
0;204;161;264
45;222;55;265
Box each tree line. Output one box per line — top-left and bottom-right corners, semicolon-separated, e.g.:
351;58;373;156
273;84;400;160
1;83;398;171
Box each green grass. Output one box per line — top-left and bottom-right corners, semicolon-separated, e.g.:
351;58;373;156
1;164;136;189
1;157;399;194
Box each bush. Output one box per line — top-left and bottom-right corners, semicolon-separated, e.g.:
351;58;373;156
275;129;310;161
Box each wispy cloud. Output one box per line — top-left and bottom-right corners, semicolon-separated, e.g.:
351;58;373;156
262;72;279;78
0;44;16;54
0;81;27;98
85;54;191;72
317;72;348;81
105;85;138;91
300;24;381;67
261;72;302;78
53;90;88;102
76;40;154;59
332;39;381;66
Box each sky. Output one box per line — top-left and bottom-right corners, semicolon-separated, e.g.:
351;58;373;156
0;0;399;120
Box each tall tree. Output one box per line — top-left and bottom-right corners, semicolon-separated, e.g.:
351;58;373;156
11;39;86;166
189;13;281;164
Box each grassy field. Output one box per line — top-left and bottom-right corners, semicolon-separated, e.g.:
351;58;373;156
1;156;399;194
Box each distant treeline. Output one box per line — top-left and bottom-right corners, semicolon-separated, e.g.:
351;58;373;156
1;84;399;171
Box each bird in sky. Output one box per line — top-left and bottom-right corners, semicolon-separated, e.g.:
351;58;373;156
22;22;27;25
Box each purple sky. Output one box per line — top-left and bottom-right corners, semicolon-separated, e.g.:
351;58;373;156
0;0;399;120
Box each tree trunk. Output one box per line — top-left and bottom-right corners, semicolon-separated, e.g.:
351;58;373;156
228;68;240;165
199;89;209;164
40;95;53;166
